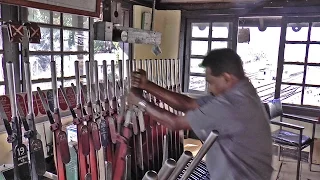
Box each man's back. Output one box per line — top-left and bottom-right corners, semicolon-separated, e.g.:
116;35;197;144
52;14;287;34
186;78;273;180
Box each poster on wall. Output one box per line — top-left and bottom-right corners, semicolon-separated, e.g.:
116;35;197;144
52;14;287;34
0;0;101;17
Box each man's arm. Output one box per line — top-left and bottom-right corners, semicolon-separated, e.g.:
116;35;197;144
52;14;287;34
143;99;192;130
144;81;199;113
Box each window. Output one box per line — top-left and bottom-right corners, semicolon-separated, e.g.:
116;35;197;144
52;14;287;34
187;21;233;93
237;23;281;102
279;21;320;107
27;8;89;90
0;6;4;95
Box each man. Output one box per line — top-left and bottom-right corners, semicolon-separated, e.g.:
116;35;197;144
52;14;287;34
128;48;273;180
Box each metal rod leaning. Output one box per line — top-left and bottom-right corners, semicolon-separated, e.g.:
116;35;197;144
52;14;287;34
158;158;176;180
180;131;219;180
167;151;193;180
142;171;158;180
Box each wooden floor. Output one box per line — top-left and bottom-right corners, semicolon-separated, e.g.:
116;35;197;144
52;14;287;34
184;139;320;180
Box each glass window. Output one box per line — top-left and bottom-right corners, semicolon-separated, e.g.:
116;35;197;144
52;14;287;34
63;13;89;29
282;65;304;84
237;27;280;100
191;23;210;38
189;76;206;92
191;41;208;56
63;30;89;52
211;41;228;50
303;87;320;106
286;23;309;41
29;27;51;51
0;85;4;95
310;22;320;41
307;44;320;63
53;12;61;25
63;55;88;77
190;58;205;74
32;81;61;91
28;8;50;24
305;66;320;85
284;44;306;63
53;29;61;51
280;85;302;105
212;22;229;38
64;79;76;87
30;55;62;80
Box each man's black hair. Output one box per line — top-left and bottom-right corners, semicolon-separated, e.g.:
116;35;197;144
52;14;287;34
201;48;245;79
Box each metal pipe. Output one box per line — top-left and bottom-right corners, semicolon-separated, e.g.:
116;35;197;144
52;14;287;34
24;62;33;115
158;158;176;180
142;171;158;180
7;62;17;118
51;61;59;109
85;61;91;102
180;131;219;180
167;151;193;180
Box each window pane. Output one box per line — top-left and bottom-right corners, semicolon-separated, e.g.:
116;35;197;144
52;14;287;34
54;55;62;78
282;65;304;84
63;55;88;77
303;87;320;106
53;29;61;51
64;79;76;87
237;27;280;98
32;81;61;91
0;54;4;82
286;23;309;41
280;84;302;105
307;44;320;63
53;12;61;25
63;13;89;29
28;8;50;24
191;23;209;38
310;22;320;41
191;41;208;56
0;85;4;95
211;41;228;50
305;66;320;85
0;24;3;50
189;76;206;91
212;22;229;38
190;58;204;74
63;30;89;52
284;44;306;63
30;55;51;79
29;27;51;51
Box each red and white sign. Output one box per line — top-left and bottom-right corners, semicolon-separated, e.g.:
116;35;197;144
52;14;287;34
17;93;27;116
0;95;12;121
36;91;47;115
65;87;76;108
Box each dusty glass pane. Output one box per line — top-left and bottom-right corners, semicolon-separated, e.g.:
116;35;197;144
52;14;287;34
280;84;302;105
30;55;51;79
64;79;76;87
53;12;61;25
32;81;61;91
63;30;89;52
54;55;62;78
211;41;228;50
282;65;304;84
212;22;229;38
237;27;280;100
0;85;4;95
29;27;51;51
286;23;309;41
305;66;320;85
307;44;320;63
53;29;61;51
189;76;206;91
190;58;204;74
191;41;208;56
303;87;320;107
310;22;320;41
191;23;210;38
63;13;89;29
284;44;306;63
63;54;89;77
28;8;50;24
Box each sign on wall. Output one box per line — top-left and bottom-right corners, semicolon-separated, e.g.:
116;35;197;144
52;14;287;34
0;0;101;17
